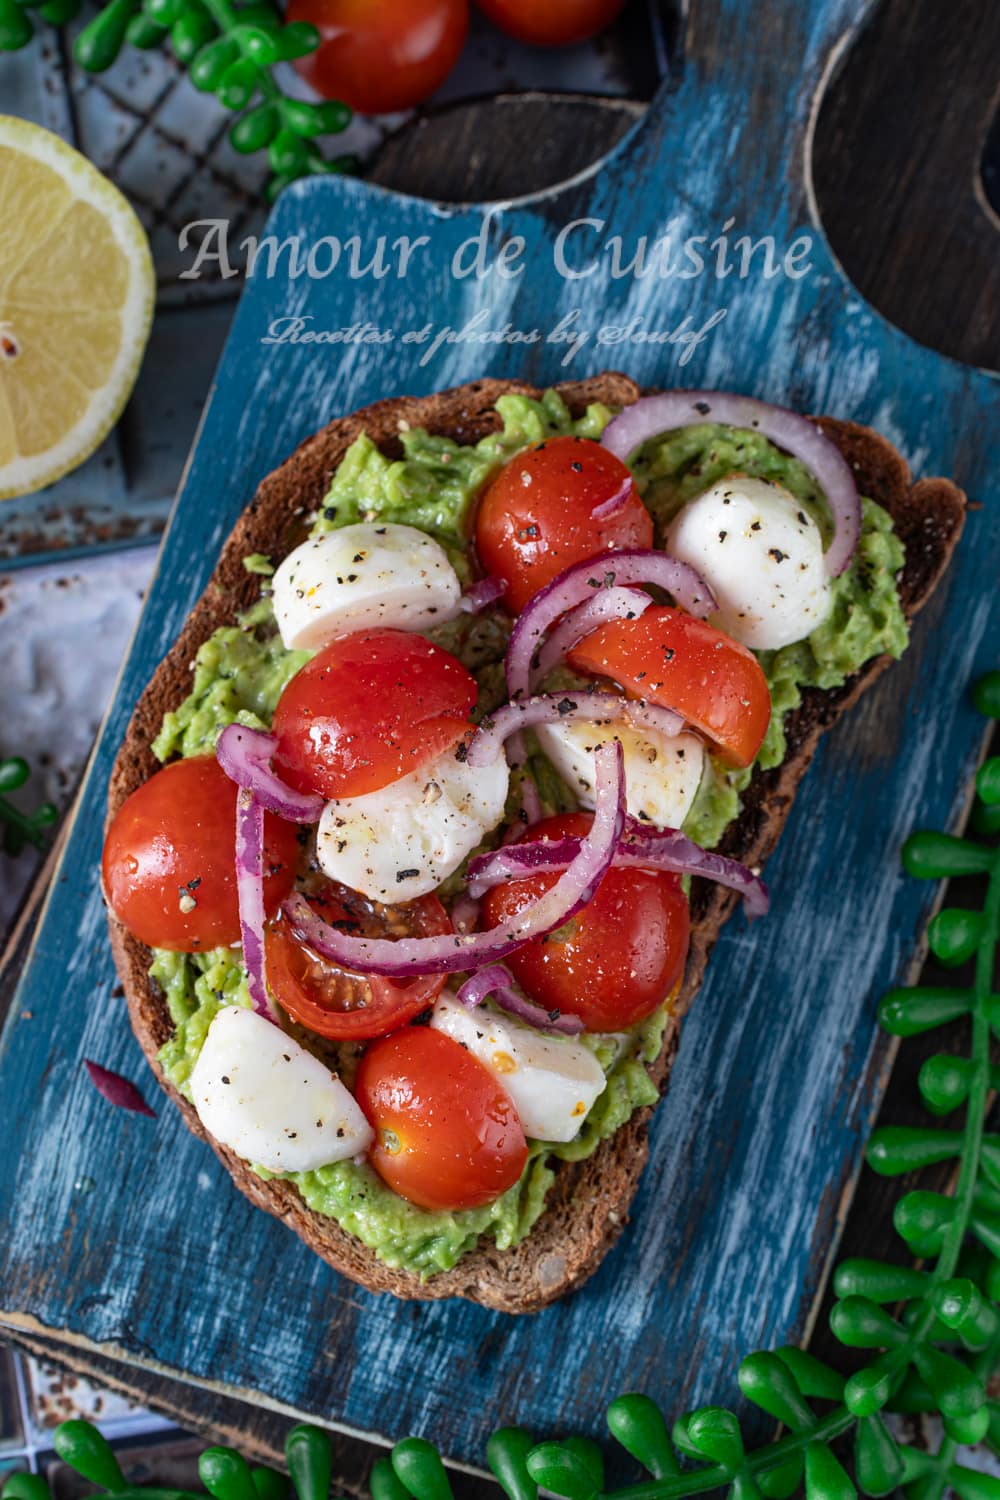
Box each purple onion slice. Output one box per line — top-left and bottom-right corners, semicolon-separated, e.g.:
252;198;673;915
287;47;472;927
456;965;585;1036
280;740;626;977
216;723;323;824
85;1060;156;1117
505;549;716;701
602;391;861;577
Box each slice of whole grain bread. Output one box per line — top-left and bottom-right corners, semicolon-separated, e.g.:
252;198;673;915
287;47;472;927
107;373;966;1313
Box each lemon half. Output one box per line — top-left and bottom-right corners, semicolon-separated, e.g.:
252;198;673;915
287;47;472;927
0;116;155;500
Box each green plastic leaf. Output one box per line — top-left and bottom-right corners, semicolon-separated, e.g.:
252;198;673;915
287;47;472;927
928;909;987;967
977;758;1000;806
973;671;1000;719
948;1462;1000;1500
672;1408;743;1470
918;1054;972;1114
773;1346;845;1401
833;1259;928;1304
844;1356;895;1418
169;6;214;60
737;1353;813;1431
217;55;258;109
526;1443;600;1500
268;127;310;176
972;801;1000;837
370;1458;410;1500
757;1456;803;1500
391;1438;452;1500
250;1468;288;1500
286;1426;333;1500
887;1370;935;1416
487;1428;537;1500
943;1408;991;1446
829;1296;906;1349
932;1277;999;1348
804;1440;856;1500
73;0;137;71
898;1447;937;1483
854;1415;905;1498
125;12;166;45
893;1190;955;1255
970;1211;1000;1259
53;1421;127;1492
562;1439;603;1496
1;1479;50;1500
0;758;29;794
902;831;994;878
912;1347;985;1420
877;986;970;1036
200;1450;258;1500
230;102;279;153
866;1125;963;1175
0;0;34;52
274;17;317;56
188;33;238;89
606;1394;679;1478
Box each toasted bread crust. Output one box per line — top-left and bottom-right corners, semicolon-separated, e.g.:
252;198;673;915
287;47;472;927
107;375;966;1312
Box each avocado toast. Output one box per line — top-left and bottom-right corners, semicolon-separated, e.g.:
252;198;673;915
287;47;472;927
105;372;966;1312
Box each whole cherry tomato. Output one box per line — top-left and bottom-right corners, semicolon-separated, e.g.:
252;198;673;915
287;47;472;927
288;0;469;114
102;756;299;952
356;1027;528;1210
475;0;628;47
568;604;772;769
266;882;452;1039
475;435;653;613
271;628;478;799
482;813;690;1031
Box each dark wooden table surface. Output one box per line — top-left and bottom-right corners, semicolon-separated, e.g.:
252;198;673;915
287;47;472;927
1;0;998;1488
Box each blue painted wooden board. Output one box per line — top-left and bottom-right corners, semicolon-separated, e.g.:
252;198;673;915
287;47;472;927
2;0;999;1466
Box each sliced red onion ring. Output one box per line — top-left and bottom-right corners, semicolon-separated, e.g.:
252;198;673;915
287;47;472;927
235;787;279;1022
532;586;651;688
505;549;717;700
280;740;625;977
591;475;633;521
456;965;585;1036
601;392;861;578
467;690;682;770
459;575;508;613
85;1060;156;1117
450;892;481;935
217;724;323;824
466;821;769;918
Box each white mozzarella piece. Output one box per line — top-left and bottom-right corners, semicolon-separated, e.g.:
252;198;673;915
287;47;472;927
316;745;509;904
666;475;831;650
536;719;704;830
431;991;606;1144
189;1005;372;1173
272;522;463;650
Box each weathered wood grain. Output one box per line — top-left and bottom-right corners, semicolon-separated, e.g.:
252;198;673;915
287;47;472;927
0;0;998;1472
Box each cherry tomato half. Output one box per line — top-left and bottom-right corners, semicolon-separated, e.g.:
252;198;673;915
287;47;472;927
569;604;772;769
272;628;478;799
356;1027;528;1210
476;0;627;47
474;435;653;613
102;756;300;952
266;882;451;1039
481;813;689;1031
288;0;469;114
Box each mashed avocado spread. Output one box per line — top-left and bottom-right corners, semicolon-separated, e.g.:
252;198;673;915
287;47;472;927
150;389;908;1276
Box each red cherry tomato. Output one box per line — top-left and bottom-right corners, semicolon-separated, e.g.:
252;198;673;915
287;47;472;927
102;757;299;952
569;605;772;769
481;813;689;1031
475;0;627;46
271;628;478;799
474;435;653;613
287;0;469;113
266;882;451;1039
356;1027;528;1210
